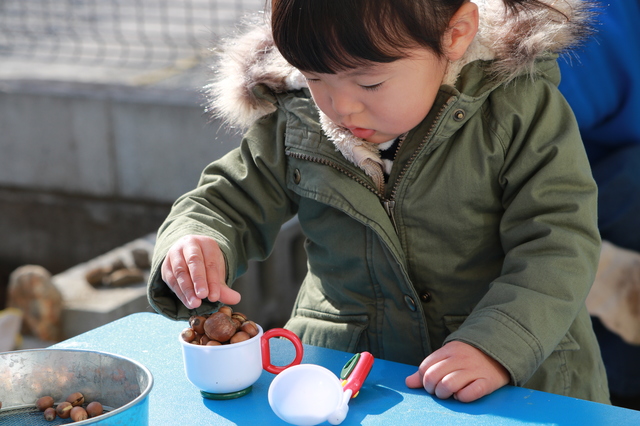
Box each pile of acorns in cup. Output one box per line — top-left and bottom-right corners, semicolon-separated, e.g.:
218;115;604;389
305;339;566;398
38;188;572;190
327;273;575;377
181;306;259;345
35;392;103;422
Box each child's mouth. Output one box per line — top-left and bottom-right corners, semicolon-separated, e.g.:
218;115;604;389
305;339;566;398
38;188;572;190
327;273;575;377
346;127;375;139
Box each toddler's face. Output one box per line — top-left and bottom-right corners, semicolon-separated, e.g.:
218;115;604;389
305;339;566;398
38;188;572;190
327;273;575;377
301;47;448;144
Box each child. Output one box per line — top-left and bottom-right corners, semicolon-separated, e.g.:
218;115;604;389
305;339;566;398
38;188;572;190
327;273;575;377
148;0;609;403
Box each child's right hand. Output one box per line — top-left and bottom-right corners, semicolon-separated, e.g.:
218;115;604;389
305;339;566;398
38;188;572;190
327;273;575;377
161;235;241;309
405;341;510;402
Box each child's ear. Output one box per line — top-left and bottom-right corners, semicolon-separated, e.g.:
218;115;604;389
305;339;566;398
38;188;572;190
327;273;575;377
444;1;479;62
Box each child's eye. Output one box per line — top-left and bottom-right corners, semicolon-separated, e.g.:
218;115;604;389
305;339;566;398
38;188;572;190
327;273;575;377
304;77;321;84
361;82;383;91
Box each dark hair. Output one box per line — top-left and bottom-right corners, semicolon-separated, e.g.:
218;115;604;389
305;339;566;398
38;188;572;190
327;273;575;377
271;0;561;74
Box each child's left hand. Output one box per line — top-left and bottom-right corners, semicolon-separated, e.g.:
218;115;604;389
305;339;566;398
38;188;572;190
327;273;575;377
405;341;510;402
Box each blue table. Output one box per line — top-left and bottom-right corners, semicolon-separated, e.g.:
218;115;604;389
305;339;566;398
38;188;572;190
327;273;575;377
52;312;640;425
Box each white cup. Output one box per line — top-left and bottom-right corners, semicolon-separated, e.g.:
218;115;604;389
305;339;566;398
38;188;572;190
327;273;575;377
180;325;303;399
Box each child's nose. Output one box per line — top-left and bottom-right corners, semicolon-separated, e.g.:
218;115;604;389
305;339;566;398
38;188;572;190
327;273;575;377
330;92;363;117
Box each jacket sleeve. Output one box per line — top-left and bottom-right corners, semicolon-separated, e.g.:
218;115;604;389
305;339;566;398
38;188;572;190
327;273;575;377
444;70;601;386
147;109;298;320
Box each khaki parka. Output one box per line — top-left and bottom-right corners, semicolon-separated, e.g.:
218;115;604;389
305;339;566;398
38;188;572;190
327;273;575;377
148;0;609;403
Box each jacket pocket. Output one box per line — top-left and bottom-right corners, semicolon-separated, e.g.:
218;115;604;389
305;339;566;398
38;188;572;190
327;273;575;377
285;308;369;353
554;332;580;351
525;331;581;396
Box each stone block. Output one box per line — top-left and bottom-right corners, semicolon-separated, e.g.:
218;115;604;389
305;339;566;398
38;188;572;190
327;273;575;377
7;265;63;342
51;235;156;339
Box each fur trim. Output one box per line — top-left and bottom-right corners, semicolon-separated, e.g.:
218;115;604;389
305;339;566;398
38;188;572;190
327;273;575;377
319;112;385;191
203;15;306;130
469;0;597;82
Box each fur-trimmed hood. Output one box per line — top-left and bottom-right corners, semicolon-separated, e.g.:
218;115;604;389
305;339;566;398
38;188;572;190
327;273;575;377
204;0;594;180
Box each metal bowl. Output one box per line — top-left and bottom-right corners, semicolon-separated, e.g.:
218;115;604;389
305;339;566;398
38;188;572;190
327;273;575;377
0;348;153;425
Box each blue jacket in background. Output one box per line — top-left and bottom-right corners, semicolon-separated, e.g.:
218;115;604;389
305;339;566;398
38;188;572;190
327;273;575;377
558;0;640;163
558;0;640;401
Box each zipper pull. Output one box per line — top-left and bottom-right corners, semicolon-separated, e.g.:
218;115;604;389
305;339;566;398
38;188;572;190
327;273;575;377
383;200;398;233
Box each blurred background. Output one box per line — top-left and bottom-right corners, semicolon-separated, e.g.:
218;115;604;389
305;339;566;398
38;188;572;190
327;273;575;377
0;0;305;350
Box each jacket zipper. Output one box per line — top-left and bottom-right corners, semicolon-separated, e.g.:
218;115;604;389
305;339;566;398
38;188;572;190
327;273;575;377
383;200;398;232
287;97;455;232
380;134;408;233
286;152;383;197
381;99;455;231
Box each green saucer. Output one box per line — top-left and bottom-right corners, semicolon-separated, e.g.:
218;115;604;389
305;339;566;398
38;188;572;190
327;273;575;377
200;386;252;400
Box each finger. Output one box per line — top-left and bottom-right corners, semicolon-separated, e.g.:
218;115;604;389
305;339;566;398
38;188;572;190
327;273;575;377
167;250;201;309
433;370;473;400
405;351;447;392
200;240;223;302
452;378;493;403
422;360;450;395
183;244;209;300
218;283;242;305
405;371;424;388
161;260;184;303
161;257;200;309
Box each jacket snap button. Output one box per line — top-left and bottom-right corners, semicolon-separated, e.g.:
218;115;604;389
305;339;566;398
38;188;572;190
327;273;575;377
453;109;465;121
293;169;301;184
420;292;432;303
404;295;417;312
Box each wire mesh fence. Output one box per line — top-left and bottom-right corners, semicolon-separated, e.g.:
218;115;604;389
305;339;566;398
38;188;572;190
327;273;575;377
0;0;266;68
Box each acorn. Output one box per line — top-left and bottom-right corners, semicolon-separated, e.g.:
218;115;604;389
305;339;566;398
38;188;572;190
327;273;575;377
86;401;104;417
56;401;73;419
66;392;85;407
70;406;88;422
204;312;237;342
43;407;56;421
35;396;54;411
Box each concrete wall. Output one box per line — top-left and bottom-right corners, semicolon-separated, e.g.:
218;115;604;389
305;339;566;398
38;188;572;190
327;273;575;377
0;78;241;300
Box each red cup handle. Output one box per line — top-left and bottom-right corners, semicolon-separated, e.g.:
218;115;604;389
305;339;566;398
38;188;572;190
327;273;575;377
261;328;304;374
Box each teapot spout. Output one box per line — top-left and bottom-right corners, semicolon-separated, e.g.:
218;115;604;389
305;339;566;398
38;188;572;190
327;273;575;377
327;389;352;425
